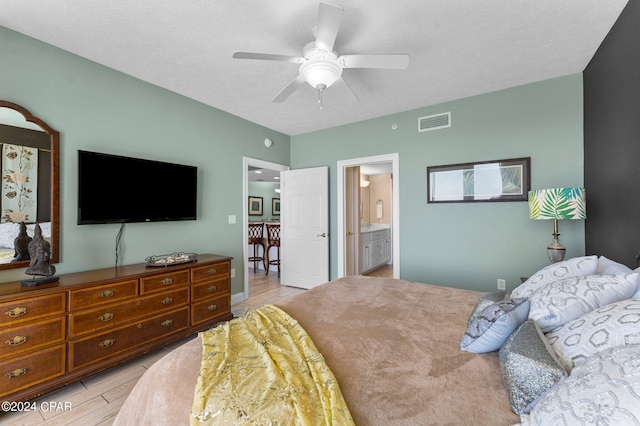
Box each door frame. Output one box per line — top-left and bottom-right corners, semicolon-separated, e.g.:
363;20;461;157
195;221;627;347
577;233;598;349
337;153;400;279
241;157;289;303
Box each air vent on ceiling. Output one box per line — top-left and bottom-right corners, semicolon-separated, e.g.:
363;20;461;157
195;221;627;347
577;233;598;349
418;112;451;132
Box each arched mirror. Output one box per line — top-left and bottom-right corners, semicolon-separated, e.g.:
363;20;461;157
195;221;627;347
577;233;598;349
0;101;59;270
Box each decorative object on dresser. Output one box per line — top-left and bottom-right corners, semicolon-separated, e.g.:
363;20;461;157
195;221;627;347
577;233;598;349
21;223;58;286
528;187;586;263
0;253;232;404
145;252;198;266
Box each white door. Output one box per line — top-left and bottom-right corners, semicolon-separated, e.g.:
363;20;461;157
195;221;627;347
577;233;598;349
280;167;329;289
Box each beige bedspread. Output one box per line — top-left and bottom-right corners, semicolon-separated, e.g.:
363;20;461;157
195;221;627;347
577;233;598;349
114;276;520;425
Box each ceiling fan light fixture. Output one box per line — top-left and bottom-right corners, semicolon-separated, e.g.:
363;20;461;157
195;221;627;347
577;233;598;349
299;58;342;89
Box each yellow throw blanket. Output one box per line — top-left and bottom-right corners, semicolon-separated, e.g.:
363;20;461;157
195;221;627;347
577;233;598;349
191;304;354;426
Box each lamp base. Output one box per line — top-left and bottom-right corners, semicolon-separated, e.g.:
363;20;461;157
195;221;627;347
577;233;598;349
547;219;566;263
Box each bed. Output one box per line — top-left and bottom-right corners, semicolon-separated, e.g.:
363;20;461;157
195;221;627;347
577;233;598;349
113;256;640;425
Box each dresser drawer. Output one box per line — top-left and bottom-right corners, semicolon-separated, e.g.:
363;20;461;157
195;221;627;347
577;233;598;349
0;317;66;360
140;270;189;294
0;344;66;398
191;294;230;327
191;276;230;302
69;280;138;310
0;293;66;326
69;287;189;337
69;307;189;371
191;262;229;283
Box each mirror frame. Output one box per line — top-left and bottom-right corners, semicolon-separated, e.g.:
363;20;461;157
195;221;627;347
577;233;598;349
0;100;59;270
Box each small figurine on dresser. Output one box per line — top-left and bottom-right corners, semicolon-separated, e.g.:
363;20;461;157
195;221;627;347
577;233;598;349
12;221;32;262
21;223;59;286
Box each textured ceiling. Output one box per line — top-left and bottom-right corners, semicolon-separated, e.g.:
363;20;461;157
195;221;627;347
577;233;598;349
0;0;628;136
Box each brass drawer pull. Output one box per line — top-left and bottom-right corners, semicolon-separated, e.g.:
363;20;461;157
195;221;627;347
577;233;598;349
208;285;218;292
5;335;28;346
161;297;173;305
99;313;114;322
99;339;115;349
99;290;114;298
207;268;217;275
137;324;143;329
161;319;174;327
161;277;173;285
6;307;28;318
207;304;217;312
6;368;27;378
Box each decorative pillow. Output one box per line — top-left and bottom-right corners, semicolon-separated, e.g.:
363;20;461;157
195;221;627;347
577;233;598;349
546;298;640;371
521;344;640;425
0;222;19;249
511;255;598;299
596;255;633;275
528;273;639;333
633;267;640;299
460;298;529;354
466;291;510;326
499;320;566;415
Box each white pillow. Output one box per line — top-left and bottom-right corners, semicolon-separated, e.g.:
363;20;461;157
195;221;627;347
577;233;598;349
0;222;19;249
521;344;640;425
528;273;639;333
596;255;633;275
634;266;640;299
546;298;640;371
460;298;530;354
511;255;598;299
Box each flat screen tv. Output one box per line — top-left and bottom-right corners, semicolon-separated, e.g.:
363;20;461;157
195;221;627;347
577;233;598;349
78;150;197;224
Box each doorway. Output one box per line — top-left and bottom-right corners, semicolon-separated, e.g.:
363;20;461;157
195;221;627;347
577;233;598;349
242;157;289;302
337;153;400;279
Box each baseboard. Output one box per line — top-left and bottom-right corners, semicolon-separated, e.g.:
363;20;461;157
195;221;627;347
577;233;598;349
231;292;246;305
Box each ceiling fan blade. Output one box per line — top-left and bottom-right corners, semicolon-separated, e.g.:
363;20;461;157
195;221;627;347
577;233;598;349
233;52;305;64
315;2;344;52
339;54;410;70
272;75;306;103
333;77;359;102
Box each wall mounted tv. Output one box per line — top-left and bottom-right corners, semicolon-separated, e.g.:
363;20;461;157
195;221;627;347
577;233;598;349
77;150;197;225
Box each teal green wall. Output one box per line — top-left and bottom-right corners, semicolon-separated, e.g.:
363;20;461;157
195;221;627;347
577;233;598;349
291;74;585;292
0;27;290;293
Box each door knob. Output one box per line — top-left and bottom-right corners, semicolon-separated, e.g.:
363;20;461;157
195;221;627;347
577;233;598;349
346;231;354;236
317;233;327;237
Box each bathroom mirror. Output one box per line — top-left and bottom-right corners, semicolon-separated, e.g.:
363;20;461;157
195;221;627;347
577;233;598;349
0;101;59;269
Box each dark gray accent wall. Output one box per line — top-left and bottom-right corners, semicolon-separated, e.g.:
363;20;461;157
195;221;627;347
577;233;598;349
584;0;640;267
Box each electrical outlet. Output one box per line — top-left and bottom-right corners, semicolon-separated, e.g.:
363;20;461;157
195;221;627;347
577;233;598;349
497;279;506;290
231;268;236;278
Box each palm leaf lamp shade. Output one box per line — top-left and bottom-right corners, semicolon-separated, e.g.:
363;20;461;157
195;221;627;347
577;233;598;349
528;187;586;263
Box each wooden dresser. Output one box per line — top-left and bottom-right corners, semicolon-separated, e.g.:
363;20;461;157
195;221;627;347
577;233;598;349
0;254;232;403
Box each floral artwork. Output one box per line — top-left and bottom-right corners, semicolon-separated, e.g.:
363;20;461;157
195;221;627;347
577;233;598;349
2;143;38;223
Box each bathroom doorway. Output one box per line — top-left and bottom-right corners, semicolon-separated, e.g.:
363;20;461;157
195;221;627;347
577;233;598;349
337;153;400;279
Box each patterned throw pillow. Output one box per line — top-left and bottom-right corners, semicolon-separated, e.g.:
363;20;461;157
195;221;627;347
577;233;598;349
527;273;639;333
521;344;640;426
460;298;529;354
511;255;598;299
546;299;640;371
466;291;510;326
499;320;566;415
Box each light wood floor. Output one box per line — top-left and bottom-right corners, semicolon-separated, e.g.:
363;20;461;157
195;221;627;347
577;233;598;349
0;272;305;426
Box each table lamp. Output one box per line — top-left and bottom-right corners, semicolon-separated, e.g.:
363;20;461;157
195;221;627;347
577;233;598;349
528;187;586;263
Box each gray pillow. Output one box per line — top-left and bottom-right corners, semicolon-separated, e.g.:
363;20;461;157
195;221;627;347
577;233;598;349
460;298;529;354
467;291;510;325
499;320;566;414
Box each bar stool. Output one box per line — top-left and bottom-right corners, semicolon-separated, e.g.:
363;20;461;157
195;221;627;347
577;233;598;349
248;223;265;273
265;224;280;277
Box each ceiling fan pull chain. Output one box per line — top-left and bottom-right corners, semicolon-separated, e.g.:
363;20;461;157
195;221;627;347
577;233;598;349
317;84;327;110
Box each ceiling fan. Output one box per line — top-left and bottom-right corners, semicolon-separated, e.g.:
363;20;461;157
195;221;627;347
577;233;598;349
232;2;409;108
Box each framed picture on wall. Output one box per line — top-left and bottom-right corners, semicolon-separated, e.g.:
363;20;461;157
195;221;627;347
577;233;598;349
248;196;263;215
272;198;280;216
427;157;530;203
